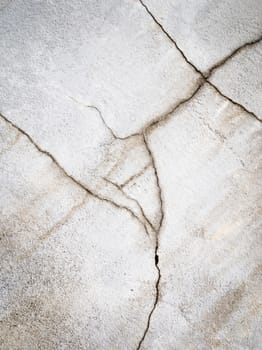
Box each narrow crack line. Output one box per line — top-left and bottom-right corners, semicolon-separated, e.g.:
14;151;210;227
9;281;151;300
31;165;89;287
138;0;262;124
142;133;164;231
69;96;144;141
120;163;151;188
39;194;88;241
145;80;204;132
86;105;118;139
68;96;118;139
136;133;164;350
207;81;262;122
102;176;155;234
18;194;89;261
0;112;150;234
205;35;262;77
138;0;203;77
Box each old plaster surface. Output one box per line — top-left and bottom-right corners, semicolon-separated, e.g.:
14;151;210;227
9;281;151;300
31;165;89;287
0;0;261;349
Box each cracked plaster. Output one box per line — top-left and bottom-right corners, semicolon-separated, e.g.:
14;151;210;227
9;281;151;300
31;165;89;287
0;0;261;349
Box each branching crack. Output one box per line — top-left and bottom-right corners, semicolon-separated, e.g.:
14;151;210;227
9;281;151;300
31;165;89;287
102;176;155;234
0;112;150;235
136;133;164;349
138;0;262;123
135;1;261;346
2;5;261;349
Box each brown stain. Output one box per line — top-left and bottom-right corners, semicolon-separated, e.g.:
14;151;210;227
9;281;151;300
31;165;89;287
0;5;261;348
120;162;151;188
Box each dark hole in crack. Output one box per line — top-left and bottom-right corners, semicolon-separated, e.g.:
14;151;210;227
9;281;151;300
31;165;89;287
155;254;159;265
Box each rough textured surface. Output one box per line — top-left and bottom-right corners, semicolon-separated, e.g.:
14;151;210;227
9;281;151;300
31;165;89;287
142;0;262;73
143;84;262;350
0;0;200;138
210;40;262;119
0;1;262;349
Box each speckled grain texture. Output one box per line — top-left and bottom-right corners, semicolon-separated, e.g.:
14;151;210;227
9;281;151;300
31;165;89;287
0;1;261;349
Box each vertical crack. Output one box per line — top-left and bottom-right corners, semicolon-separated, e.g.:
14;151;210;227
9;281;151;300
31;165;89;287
136;132;164;349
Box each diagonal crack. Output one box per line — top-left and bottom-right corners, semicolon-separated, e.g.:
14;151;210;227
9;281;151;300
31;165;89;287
69;96;142;140
144;81;205;132
136;132;164;350
102;176;155;235
138;0;262;123
69;96;119;140
2;5;261;348
205;35;262;78
38;194;88;241
120;163;151;188
206;81;262;122
135;1;261;347
0;112;150;235
138;0;203;76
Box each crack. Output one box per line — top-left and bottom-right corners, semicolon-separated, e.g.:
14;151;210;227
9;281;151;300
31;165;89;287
39;194;88;241
145;81;205;132
138;0;203;76
206;81;262;122
140;78;261;138
69;96;142;140
0;112;151;235
196;112;246;168
18;194;88;261
138;0;262;124
120;163;151;188
2;6;260;348
197;113;227;143
136;132;164;350
102;177;155;235
205;35;262;78
68;96;118;139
